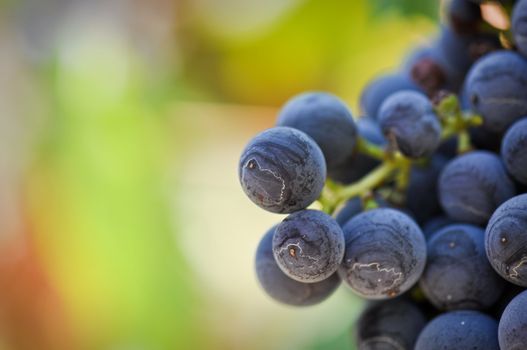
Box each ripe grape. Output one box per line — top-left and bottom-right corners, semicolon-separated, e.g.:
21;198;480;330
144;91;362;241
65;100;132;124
485;194;527;287
498;289;527;350
420;224;504;310
255;226;340;306
439;151;516;225
239;126;326;213
272;210;345;283
338;208;426;299
355;298;426;349
501;117;527;185
360;74;421;120
378;90;442;158
465;51;527;133
415;311;499;350
276;92;357;171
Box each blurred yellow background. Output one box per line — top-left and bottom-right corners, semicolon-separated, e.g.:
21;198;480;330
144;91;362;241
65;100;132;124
0;0;438;349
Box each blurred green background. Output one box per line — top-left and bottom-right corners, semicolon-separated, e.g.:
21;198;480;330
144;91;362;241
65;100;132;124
0;0;439;349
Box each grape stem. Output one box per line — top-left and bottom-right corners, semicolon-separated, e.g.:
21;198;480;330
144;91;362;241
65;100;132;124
317;94;483;216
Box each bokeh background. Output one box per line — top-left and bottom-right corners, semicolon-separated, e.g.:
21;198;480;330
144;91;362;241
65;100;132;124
0;0;440;349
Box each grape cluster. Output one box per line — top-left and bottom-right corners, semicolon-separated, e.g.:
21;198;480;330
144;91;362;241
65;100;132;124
238;0;527;348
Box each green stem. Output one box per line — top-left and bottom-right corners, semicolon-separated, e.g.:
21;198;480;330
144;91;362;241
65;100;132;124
457;130;472;153
356;137;385;161
333;162;397;210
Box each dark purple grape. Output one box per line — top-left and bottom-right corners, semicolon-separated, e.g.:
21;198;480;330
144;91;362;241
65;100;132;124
420;224;504;311
356;298;426;349
273;210;345;283
255;226;340;306
338;208;426;299
276;92;357;171
439;151;516;225
239;127;326;214
485;194;527;287
501;118;527;185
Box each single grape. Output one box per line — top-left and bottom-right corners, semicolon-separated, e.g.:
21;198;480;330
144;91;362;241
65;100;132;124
447;0;482;34
335;197;364;227
378;90;442;158
334;194;388;227
255;226;340;306
465;50;527;133
355;298;427;350
272;210;345;283
239;126;326;214
360;73;421;120
338;208;427;299
276;92;357;171
439;151;516;225
437;26;500;73
512;0;527;57
415;311;499;350
422;216;459;239
499;290;527;350
406;155;447;224
405;45;449;96
327;117;385;184
501;118;527;185
420;224;504;311
485;194;527;287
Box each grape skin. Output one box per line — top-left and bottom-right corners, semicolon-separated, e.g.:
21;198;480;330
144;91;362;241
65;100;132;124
338;208;427;299
355;298;426;350
465;51;527;133
276;92;357;171
255;226;340;306
499;290;527;350
272;210;345;283
415;311;499;350
239;126;326;214
501;117;527;185
439;151;516;225
378;90;442;158
485;194;527;287
420;224;504;311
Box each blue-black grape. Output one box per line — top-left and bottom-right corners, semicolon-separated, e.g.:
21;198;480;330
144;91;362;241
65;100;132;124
378;90;442;158
513;0;527;57
255;226;340;306
501;118;527;185
439;151;516;225
415;310;499;350
406;155;447;224
334;194;389;227
338;208;427;299
465;50;527;133
422;216;459;239
355;298;427;350
276;92;357;171
327;117;385;184
485;194;527;287
360;73;421;120
404;45;449;96
447;0;482;34
239;126;326;214
420;224;504;310
499;289;527;350
272;210;345;283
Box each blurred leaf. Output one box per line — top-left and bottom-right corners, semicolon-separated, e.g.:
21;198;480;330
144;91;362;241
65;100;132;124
28;26;207;350
368;0;439;20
